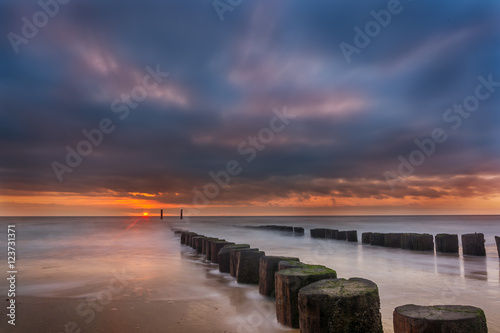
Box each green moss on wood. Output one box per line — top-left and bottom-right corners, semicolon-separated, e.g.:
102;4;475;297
279;265;336;277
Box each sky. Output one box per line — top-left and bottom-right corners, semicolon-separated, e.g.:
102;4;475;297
1;0;500;216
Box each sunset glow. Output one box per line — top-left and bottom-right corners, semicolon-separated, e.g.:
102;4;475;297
2;3;500;333
1;1;499;217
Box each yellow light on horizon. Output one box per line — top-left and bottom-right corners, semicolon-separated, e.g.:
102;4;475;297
143;212;148;216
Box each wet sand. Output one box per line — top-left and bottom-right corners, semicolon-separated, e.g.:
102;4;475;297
1;296;262;333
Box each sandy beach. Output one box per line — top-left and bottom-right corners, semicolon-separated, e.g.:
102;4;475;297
2;296;254;333
0;217;299;333
1;216;498;332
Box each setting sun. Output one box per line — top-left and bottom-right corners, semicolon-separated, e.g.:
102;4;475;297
143;212;148;216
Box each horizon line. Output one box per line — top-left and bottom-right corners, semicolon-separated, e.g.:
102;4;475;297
1;214;499;218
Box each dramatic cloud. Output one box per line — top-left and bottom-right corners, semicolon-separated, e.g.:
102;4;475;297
0;0;499;215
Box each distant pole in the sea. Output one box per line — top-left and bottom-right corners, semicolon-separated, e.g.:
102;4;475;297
180;209;183;220
160;209;163;219
496;236;500;258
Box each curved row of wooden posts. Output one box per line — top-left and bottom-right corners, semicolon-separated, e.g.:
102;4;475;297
310;228;500;257
247;225;500;257
173;227;489;333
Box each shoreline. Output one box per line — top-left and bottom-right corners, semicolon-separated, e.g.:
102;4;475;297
1;216;498;332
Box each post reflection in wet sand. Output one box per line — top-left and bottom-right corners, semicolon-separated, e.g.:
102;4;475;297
463;256;488;281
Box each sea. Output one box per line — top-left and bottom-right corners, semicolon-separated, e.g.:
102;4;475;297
0;215;499;332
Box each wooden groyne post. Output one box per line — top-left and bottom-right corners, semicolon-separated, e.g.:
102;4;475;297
293;227;304;235
346;230;358;242
230;248;259;277
462;233;486;256
299;278;383;333
259;256;300;297
362;232;372;244
435;234;459;254
402;233;434;251
325;229;338;239
496;236;500;258
370;233;385;246
202;237;218;255
236;250;265;284
384;233;403;248
206;238;225;260
211;241;235;263
192;236;207;253
218;244;250;273
310;228;327;238
275;265;337;328
393;304;487;333
335;231;347;240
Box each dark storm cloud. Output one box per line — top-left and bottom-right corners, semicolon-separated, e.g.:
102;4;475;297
0;0;499;204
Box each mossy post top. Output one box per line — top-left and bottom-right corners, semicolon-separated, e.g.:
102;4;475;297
436;233;458;238
395;304;486;321
219;244;250;253
212;240;232;245
277;264;336;277
299;277;379;297
278;260;306;269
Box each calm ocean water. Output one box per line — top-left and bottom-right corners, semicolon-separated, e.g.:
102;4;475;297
0;215;499;332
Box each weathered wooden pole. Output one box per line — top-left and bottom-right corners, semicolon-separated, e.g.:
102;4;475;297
384;233;403;248
462;233;486;256
259;256;300;297
294;227;304;235
298;278;383;333
206;238;225;260
193;235;203;249
413;234;434;251
218;244;250;273
192;236;206;253
325;229;339;239
160;209;163;219
435;234;459;253
236;250;265;284
346;230;358;242
187;233;199;248
496;236;500;258
211;241;234;263
202;237;218;255
401;233;418;249
370;233;385;246
362;232;372;244
180;231;188;244
275;265;337;328
191;234;204;248
230;248;259;277
310;228;327;238
402;233;434;251
180;208;183;219
335;231;347;240
393;304;487;333
181;231;196;245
